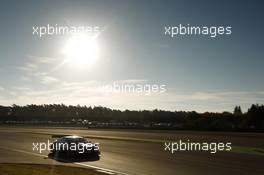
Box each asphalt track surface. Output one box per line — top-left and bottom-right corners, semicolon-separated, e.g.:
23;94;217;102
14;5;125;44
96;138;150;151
0;127;263;175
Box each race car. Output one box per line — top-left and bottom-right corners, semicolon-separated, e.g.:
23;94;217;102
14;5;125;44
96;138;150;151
50;135;100;158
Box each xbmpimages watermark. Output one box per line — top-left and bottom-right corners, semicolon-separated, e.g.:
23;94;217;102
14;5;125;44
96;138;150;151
164;140;232;154
32;24;102;38
164;24;232;38
32;140;99;154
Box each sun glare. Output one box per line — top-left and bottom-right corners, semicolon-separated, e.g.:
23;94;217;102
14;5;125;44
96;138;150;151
63;33;99;67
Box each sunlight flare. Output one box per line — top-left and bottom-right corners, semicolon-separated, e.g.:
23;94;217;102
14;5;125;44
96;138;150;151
62;33;99;67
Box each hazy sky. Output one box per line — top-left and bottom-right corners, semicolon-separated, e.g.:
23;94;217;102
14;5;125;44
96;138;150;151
0;0;264;112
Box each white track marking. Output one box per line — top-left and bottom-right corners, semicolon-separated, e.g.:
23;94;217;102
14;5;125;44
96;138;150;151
96;169;116;174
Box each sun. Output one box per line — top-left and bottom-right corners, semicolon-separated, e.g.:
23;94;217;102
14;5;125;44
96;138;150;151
62;33;99;67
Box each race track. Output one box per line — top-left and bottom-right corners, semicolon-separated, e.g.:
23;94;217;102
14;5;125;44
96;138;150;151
0;127;263;175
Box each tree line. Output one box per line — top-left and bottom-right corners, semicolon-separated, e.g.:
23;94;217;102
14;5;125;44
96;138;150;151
0;104;263;131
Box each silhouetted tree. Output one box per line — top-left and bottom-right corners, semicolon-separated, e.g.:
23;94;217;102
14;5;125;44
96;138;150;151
233;106;242;116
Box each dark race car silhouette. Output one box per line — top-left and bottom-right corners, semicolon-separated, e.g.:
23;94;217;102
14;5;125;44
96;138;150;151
50;135;100;159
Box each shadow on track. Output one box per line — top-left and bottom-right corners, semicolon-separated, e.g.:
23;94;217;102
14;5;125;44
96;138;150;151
47;152;100;163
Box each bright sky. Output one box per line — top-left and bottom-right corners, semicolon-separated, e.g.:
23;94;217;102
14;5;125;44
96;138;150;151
0;0;264;112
